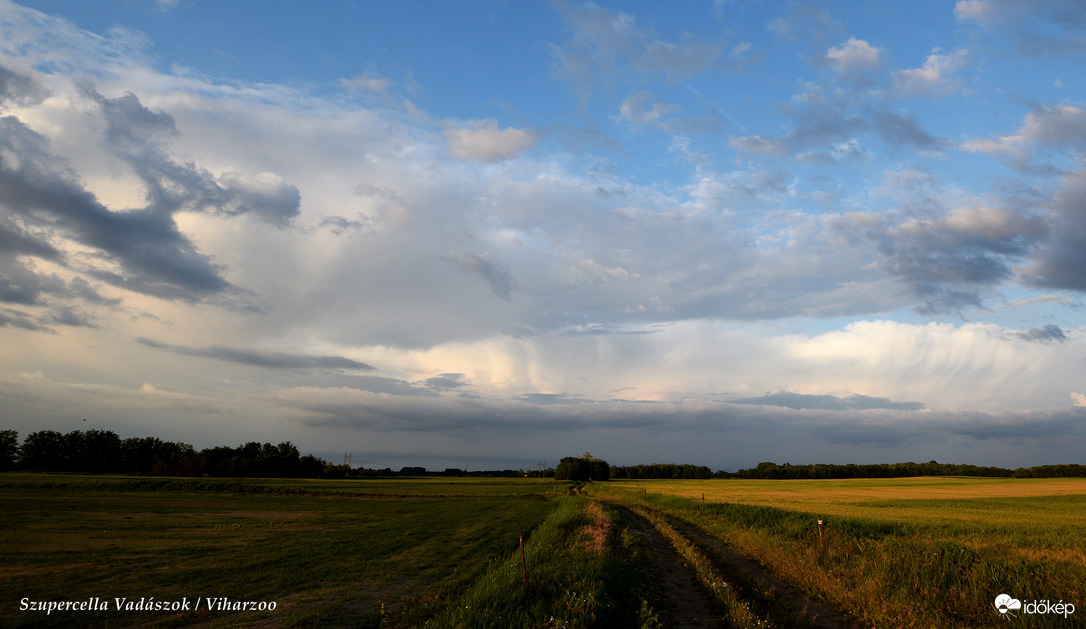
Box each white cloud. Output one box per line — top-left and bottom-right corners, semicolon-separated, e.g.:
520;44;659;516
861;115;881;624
954;0;992;24
784;320;1083;410
892;49;969;97
618;90;679;126
341;72;391;93
444;119;537;162
824;38;882;78
962;103;1086;169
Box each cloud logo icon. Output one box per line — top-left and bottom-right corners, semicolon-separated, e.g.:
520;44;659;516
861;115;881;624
995;594;1022;615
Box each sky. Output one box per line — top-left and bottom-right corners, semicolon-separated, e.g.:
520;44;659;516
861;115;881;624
1;0;1085;471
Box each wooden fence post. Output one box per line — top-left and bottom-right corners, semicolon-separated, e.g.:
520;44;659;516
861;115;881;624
520;532;528;584
817;517;824;551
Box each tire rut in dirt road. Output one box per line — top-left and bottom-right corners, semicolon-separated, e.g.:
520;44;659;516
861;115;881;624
662;513;853;629
618;506;727;628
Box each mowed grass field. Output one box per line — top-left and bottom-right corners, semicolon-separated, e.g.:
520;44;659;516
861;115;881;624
0;475;589;628
595;477;1086;627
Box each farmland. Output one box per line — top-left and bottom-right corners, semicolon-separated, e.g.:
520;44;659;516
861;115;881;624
596;477;1086;628
2;474;1085;627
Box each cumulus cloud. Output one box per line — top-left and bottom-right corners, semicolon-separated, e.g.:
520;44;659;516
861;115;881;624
963;103;1086;171
444;119;537;162
891;49;969;98
823;38;882;80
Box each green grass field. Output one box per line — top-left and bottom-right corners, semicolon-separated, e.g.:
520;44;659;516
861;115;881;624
0;475;569;627
3;474;1084;627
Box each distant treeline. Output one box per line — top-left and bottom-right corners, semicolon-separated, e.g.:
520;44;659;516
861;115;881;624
2;429;1084;479
1;429;325;477
611;463;715;479
724;461;1086;479
0;429;547;479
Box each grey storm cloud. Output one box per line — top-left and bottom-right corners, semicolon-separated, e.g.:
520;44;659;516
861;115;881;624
730;391;925;412
137;338;376;372
0;83;302;306
0;115;232;300
284;389;1085;462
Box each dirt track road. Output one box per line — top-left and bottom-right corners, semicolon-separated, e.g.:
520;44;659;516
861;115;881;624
612;503;853;629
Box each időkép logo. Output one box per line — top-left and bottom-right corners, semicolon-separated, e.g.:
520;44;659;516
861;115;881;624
994;593;1075;619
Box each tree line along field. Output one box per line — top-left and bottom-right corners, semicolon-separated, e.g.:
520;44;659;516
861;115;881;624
2;473;1084;628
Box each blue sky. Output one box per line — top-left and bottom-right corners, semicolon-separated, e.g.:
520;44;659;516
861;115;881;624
1;0;1085;470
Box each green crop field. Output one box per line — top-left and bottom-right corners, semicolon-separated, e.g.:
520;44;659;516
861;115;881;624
594;477;1086;628
3;474;1084;628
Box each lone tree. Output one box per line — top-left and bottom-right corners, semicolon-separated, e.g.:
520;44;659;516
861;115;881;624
554;453;610;481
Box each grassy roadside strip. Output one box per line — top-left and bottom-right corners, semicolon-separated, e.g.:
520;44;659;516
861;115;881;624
596;486;1084;628
630;505;767;628
423;495;663;629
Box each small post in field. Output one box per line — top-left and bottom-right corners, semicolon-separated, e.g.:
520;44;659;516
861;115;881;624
520;532;528;584
817;517;824;551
